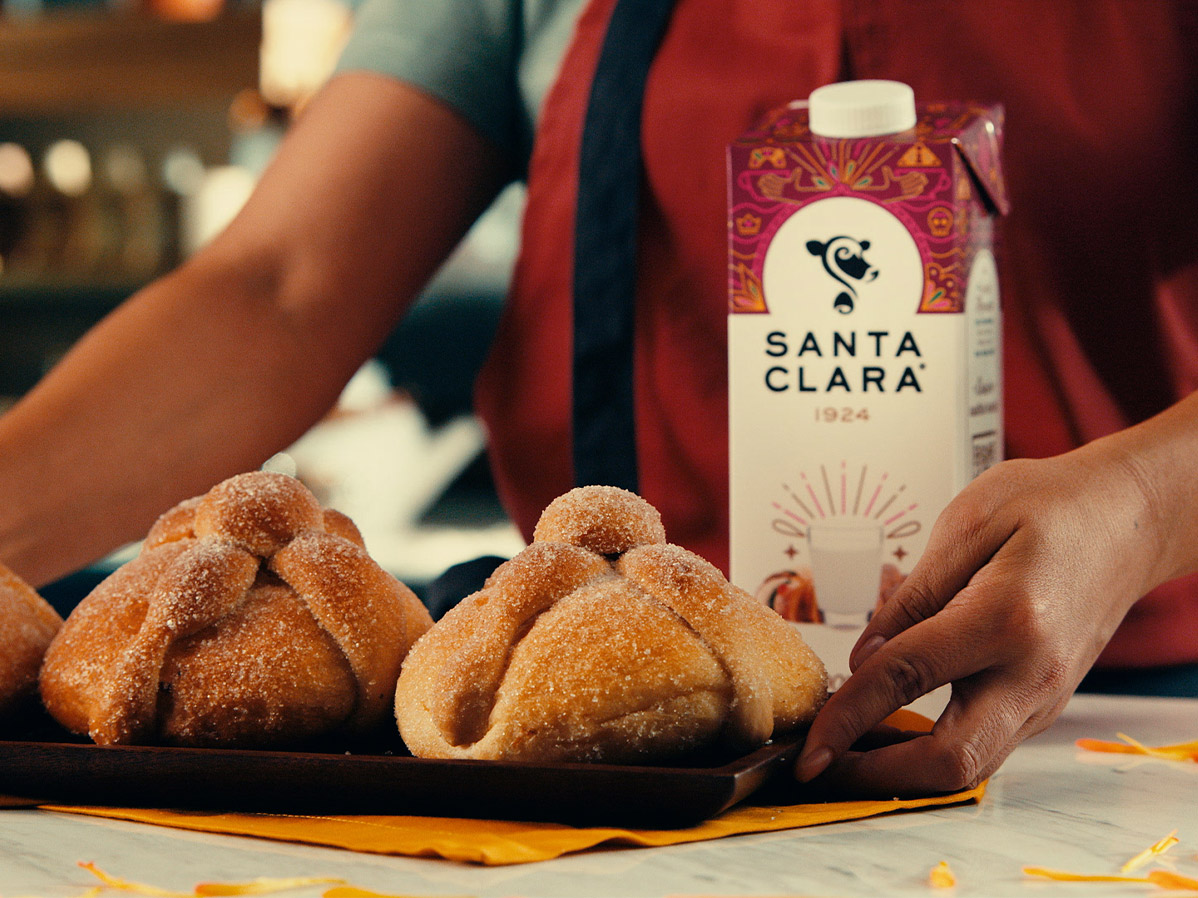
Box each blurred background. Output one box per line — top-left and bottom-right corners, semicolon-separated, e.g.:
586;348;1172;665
0;0;526;609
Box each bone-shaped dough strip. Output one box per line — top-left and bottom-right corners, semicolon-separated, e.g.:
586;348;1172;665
91;539;258;745
617;543;775;748
271;531;432;731
422;542;614;747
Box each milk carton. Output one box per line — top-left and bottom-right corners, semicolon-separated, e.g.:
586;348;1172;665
727;81;1007;692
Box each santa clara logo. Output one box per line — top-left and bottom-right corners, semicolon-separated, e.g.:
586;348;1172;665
805;235;878;314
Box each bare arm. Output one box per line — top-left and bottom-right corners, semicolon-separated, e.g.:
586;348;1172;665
797;389;1198;795
0;72;509;586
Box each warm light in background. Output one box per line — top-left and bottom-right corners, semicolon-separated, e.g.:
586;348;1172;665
147;0;225;23
259;0;352;109
43;139;92;198
0;143;34;198
101;145;149;195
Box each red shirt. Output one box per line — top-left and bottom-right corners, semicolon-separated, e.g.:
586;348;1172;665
475;0;1198;668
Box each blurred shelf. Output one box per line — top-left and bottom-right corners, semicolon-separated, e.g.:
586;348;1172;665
0;276;140;308
0;10;261;115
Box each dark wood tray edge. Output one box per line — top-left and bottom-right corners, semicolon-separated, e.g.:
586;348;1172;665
0;729;810;829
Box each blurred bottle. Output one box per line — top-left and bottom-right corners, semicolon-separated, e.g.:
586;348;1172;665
95;144;168;282
44;138;106;277
158;143;205;269
0;142;35;279
2;140;81;279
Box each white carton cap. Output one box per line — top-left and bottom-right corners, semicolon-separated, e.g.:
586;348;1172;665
808;80;917;138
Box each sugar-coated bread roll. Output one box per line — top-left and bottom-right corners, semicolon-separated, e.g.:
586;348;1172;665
0;564;61;718
40;471;433;747
395;485;827;763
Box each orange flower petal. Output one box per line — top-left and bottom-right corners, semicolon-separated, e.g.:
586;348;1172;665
1122;830;1180;873
1022;866;1149;884
195;877;344;896
929;860;956;888
78;861;194;897
1146;870;1198;891
1115;733;1198;762
79;864;348;898
1023;866;1198;893
322;890;476;898
1076;733;1198;762
1074;738;1143;755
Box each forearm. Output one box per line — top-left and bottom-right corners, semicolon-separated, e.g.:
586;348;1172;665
0;260;347;585
0;73;508;586
1096;387;1198;591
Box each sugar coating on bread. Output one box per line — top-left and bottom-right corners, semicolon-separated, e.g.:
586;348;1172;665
0;564;62;719
39;471;432;747
395;485;827;763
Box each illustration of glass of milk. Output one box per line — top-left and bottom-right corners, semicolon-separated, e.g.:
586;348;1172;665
806;518;883;628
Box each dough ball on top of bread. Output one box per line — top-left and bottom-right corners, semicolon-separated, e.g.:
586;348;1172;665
395;485;827;763
40;471;432;747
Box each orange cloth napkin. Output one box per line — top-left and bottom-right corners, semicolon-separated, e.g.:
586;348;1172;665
38;785;984;866
3;710;983;865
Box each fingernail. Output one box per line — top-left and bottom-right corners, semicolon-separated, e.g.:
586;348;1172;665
850;634;886;671
796;746;832;782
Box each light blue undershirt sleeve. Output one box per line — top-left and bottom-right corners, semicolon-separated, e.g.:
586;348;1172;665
335;0;523;162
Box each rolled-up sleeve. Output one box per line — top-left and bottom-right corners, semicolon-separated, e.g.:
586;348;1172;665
336;0;522;159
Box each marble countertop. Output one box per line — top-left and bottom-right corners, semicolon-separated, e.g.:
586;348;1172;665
0;693;1193;897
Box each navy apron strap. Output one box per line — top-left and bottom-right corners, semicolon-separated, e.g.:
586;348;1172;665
572;0;676;492
423;555;510;620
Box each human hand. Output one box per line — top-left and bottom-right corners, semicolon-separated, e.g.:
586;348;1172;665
794;444;1165;796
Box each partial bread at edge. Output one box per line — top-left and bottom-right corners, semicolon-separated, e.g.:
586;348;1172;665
0;564;61;719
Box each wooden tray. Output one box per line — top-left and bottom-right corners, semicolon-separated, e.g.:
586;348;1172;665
0;712;810;828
